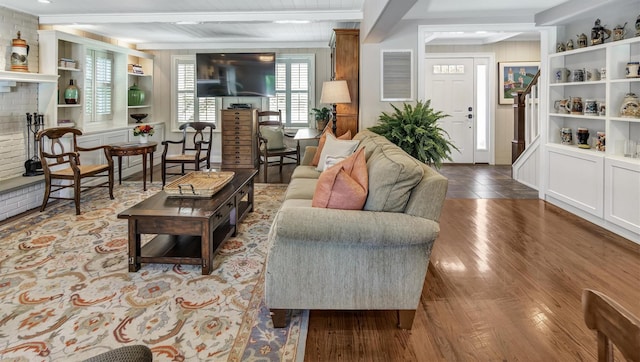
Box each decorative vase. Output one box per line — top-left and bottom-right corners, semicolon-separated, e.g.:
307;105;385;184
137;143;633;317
577;128;590;149
568;96;583;115
626;62;640;78
316;118;329;131
128;84;145;106
561;128;573;145
619;92;640;118
10;31;29;72
64;79;79;104
139;134;148;144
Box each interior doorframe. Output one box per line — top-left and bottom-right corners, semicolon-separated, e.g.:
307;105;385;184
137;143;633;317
421;52;496;164
417;23;551;165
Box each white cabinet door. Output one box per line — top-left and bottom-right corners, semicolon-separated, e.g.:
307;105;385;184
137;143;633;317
605;158;640;235
546;146;604;217
104;130;128;145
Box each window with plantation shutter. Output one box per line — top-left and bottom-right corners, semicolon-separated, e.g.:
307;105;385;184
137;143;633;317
269;54;314;127
85;50;113;122
172;56;216;129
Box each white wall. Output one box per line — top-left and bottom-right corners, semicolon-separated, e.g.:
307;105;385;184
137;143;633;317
360;21;418;129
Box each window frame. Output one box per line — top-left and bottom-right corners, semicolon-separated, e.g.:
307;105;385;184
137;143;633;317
171;55;217;132
270;54;315;128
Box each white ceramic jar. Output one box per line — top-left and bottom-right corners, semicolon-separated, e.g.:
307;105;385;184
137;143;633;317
626;62;640;78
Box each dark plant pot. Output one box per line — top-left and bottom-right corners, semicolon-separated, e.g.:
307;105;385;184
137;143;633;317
316;118;329;131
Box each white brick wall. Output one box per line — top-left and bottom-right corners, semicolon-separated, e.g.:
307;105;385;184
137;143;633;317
0;182;44;220
0;82;38;180
0;6;40;182
0;6;43;220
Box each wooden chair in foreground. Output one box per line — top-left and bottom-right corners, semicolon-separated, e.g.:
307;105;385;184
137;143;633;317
161;122;215;187
256;110;298;183
582;288;640;362
37;127;114;215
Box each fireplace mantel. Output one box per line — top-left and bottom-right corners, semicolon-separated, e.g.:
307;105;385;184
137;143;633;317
0;71;58;92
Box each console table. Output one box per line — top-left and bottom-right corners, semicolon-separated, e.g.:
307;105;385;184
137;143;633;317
110;142;157;191
117;169;258;275
294;128;321;163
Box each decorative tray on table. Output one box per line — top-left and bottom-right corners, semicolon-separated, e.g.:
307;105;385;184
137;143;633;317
164;171;235;198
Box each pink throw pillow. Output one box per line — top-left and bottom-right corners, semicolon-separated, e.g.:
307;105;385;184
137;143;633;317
312;148;368;210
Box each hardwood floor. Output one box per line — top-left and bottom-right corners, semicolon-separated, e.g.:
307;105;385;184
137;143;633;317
301;173;639;361
102;163;640;360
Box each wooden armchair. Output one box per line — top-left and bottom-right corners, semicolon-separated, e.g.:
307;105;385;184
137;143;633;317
161;122;215;187
37;127;114;215
256;110;299;183
582;288;640;362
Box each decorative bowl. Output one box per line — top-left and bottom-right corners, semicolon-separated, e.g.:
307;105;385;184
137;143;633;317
130;113;148;123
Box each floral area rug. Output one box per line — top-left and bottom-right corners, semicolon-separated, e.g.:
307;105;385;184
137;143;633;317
0;182;307;361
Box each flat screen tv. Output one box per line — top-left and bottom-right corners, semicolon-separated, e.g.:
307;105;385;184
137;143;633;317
196;52;276;97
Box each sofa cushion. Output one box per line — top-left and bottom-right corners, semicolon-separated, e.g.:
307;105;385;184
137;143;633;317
291;165;321;179
311;129;352;166
312;148;368;210
364;143;424;212
315;133;360;172
284;178;318;200
280;198;313;209
354;130;393;161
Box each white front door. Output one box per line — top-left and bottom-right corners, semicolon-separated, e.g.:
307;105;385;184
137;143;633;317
424;58;475;163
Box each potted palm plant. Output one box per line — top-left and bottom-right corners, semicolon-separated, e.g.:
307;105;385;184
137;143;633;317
368;100;458;168
311;107;331;130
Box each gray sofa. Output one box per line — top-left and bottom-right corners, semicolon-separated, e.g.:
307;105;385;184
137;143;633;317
265;130;448;329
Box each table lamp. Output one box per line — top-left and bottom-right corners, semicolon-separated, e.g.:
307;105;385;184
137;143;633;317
320;80;351;135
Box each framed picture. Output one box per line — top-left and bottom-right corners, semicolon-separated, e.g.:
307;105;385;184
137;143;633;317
498;62;539;104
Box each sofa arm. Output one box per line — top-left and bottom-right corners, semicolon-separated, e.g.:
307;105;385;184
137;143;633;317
272;207;439;247
301;146;317;166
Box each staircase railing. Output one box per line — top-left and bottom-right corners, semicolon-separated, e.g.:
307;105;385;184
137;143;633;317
512;70;541;163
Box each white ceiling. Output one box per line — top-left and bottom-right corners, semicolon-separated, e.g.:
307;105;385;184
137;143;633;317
0;0;572;49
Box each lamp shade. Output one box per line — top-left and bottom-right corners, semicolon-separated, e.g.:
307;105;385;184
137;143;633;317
320;80;351;104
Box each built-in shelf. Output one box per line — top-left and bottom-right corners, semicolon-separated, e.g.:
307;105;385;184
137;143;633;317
39;29;154;131
58;67;81;72
546;27;640;241
547;142;607;157
128;105;151;109
549;113;605;120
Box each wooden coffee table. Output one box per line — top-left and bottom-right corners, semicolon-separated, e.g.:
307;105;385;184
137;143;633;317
117;169;258;275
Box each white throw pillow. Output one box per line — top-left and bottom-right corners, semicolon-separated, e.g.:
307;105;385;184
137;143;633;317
260;126;286;150
315;133;360;172
323;155;348;170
